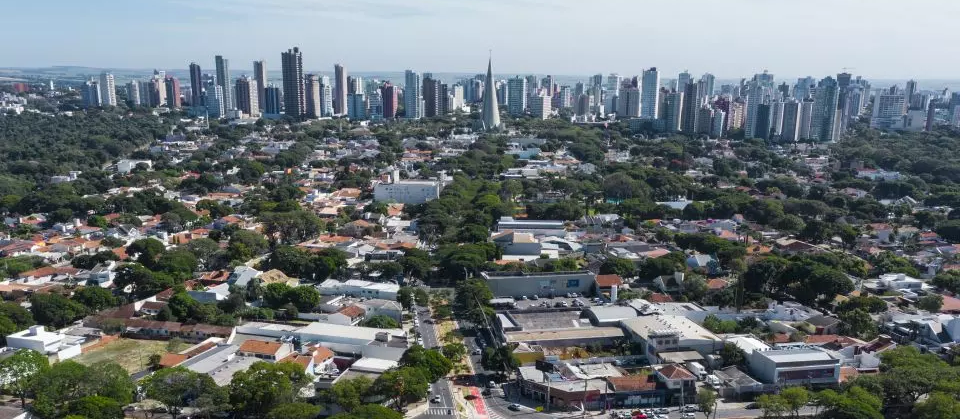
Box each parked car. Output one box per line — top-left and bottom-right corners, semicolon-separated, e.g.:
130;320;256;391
682;414;695;419
683;405;698;413
473;348;482;355
519;295;528;300
508;404;521;411
531;294;539;300
655;408;670;414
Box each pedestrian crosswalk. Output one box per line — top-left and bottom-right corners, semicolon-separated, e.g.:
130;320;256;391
427;407;455;416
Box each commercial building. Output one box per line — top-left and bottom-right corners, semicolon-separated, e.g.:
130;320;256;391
641;68;660;119
508;76;527;116
80;80;101;108
253;60;267;110
215;55;233;110
305;74;322;118
334;64;347;115
164;76;181;109
781;100;801;142
748;348;841;386
618;87;641;118
317;278;400;300
496;217;565;236
281;47;305;118
620;315;722;363
871;93;907;129
404;70;423;119
798;100;814;139
189;62;203;106
745;79;766;139
263;85;282;115
811;77;839;141
423;76;442;118
204;84;224;118
496;308;624;348
373;169;442;204
347;92;366;120
481;271;596;298
367;90;383;121
235;76;259;117
381;83;398;119
663;92;684;132
711;109;726;138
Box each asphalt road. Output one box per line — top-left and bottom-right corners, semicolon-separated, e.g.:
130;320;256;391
416;305;457;419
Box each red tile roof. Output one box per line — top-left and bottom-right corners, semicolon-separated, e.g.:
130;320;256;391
158;353;188;368
707;279;730;290
608;375;658;391
239;340;283;356
839;366;859;383
648;293;674;303
658;364;696;380
939;295;960;313
595;274;624;288
338;305;366;318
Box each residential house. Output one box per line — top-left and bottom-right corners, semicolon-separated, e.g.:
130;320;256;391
686;254;719;275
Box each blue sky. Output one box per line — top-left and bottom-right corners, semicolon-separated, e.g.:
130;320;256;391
4;0;960;79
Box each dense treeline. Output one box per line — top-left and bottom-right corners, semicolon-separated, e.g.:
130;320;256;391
0;110;167;188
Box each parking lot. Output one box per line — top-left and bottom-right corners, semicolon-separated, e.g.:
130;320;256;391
507;294;604;310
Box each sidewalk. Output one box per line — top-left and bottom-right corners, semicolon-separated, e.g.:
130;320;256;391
446;319;488;419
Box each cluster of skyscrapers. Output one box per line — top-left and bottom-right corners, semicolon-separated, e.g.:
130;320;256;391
79;52;960;139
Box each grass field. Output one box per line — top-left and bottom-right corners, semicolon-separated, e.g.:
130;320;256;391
74;338;189;373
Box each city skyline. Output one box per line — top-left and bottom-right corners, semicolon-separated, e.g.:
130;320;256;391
4;0;960;80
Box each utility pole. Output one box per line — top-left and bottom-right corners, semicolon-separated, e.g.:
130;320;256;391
544;371;551;412
581;377;588;418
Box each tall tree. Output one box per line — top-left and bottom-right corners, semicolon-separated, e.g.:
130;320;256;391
0;349;48;407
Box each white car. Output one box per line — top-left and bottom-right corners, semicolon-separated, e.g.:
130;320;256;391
655;408;670;414
431;395;442;403
682;413;696;419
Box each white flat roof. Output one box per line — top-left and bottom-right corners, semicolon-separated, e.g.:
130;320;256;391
756;348;838;363
350;357;399;373
298;322;403;341
621;315;720;342
726;335;772;354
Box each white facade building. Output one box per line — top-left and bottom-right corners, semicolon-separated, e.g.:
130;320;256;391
374;176;441;204
317;279;400;300
99;72;117;106
6;325;82;361
116;159;153;174
871;93;907;129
